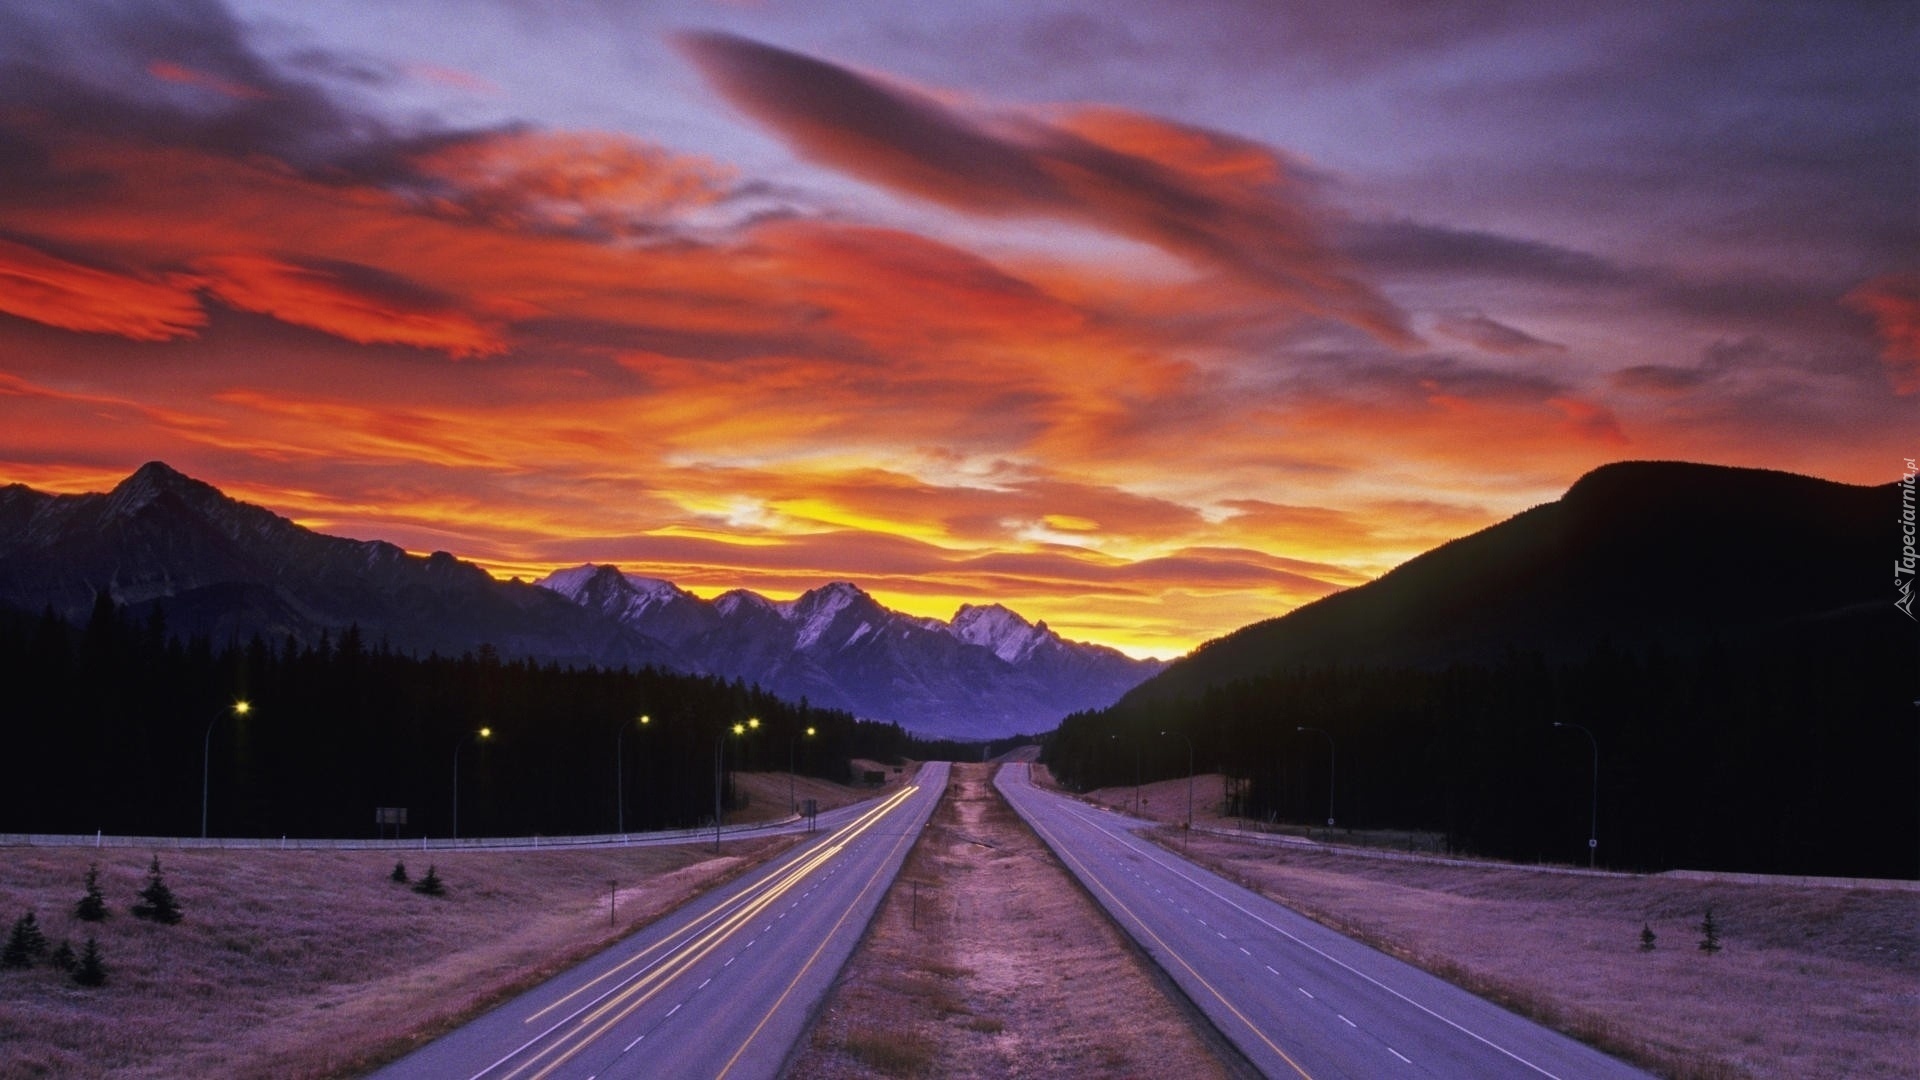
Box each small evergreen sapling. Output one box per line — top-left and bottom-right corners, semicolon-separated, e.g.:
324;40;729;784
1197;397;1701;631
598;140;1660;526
132;856;183;924
390;860;409;884
412;864;445;896
3;912;48;968
49;940;77;972
75;864;109;922
1699;906;1722;954
1639;923;1657;951
74;937;107;987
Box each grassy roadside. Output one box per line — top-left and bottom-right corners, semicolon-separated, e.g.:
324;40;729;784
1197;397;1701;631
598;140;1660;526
789;763;1243;1079
0;766;899;1079
0;840;801;1079
1072;769;1919;1080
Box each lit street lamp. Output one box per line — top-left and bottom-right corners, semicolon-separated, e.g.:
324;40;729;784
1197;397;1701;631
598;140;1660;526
1554;721;1599;868
789;726;815;813
714;718;758;851
201;699;250;839
616;714;650;835
1297;725;1335;828
452;727;492;841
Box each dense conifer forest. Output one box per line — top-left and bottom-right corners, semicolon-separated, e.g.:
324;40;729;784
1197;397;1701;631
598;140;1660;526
1046;617;1918;879
0;596;994;840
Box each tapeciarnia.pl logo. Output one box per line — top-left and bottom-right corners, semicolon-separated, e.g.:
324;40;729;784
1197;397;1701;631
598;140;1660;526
1898;457;1916;620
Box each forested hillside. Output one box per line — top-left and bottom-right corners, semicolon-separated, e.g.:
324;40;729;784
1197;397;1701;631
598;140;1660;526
0;597;984;840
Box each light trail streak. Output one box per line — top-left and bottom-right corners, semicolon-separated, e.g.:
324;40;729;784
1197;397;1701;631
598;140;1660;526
470;784;921;1080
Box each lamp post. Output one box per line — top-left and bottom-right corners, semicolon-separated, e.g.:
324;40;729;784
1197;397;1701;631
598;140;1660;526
1161;729;1194;843
616;714;650;835
1110;734;1141;816
789;726;815;813
1297;725;1335;828
714;718;758;852
201;699;250;839
453;727;492;841
1554;721;1599;869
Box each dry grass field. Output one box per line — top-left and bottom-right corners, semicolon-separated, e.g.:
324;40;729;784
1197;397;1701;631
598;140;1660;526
792;762;1242;1079
0;763;904;1080
0;841;799;1079
1076;771;1920;1080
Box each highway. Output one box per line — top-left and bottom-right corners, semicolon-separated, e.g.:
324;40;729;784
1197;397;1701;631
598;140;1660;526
371;761;948;1080
996;763;1653;1080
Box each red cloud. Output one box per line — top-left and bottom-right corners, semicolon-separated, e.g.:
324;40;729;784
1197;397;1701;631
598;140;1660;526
1844;272;1920;395
148;59;273;101
194;254;506;358
0;238;205;341
681;33;1416;348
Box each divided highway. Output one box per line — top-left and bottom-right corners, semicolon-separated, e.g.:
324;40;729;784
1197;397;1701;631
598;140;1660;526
373;762;947;1080
997;763;1652;1080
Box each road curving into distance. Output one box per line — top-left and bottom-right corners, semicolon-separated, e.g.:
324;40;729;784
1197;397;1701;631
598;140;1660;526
372;761;948;1080
997;762;1653;1080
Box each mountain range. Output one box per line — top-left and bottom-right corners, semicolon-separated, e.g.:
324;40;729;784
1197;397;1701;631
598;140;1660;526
0;462;1161;739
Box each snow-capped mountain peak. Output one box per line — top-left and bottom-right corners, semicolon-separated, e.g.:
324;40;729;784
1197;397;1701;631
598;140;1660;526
785;581;870;651
950;602;1051;664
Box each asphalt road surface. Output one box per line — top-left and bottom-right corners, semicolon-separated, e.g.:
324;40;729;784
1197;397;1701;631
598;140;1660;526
997;763;1653;1080
371;761;948;1080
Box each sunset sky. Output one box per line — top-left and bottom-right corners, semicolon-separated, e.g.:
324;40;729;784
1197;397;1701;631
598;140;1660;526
1;1;1912;657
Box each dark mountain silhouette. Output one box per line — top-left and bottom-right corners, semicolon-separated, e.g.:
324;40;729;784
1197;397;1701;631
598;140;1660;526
0;463;1160;739
1123;460;1892;708
1050;461;1916;878
0;462;671;669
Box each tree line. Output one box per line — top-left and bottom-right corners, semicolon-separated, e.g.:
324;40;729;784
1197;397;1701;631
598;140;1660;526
0;595;985;840
1045;615;1918;879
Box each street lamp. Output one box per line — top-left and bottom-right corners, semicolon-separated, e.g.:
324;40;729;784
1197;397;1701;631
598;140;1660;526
201;699;250;839
714;718;758;852
453;727;492;841
789;725;815;813
1110;734;1141;817
1554;721;1599;869
1161;730;1194;842
1297;725;1335;828
616;714;650;835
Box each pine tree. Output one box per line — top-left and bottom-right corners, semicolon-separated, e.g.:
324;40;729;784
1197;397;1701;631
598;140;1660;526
1699;906;1722;954
2;912;47;968
73;937;107;987
132;856;183;924
412;864;445;896
390;860;409;884
49;940;77;972
1639;923;1657;951
75;864;109;922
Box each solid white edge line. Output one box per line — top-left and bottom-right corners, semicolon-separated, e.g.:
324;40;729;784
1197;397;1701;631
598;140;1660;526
1021;764;1574;1076
1042;786;1571;1080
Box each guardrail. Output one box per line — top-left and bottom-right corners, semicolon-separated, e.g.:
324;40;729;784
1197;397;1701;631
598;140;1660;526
1186;823;1920;891
0;814;806;853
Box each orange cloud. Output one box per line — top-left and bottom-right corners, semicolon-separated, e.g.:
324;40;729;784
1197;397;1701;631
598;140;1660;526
408;130;735;239
0;238;205;341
